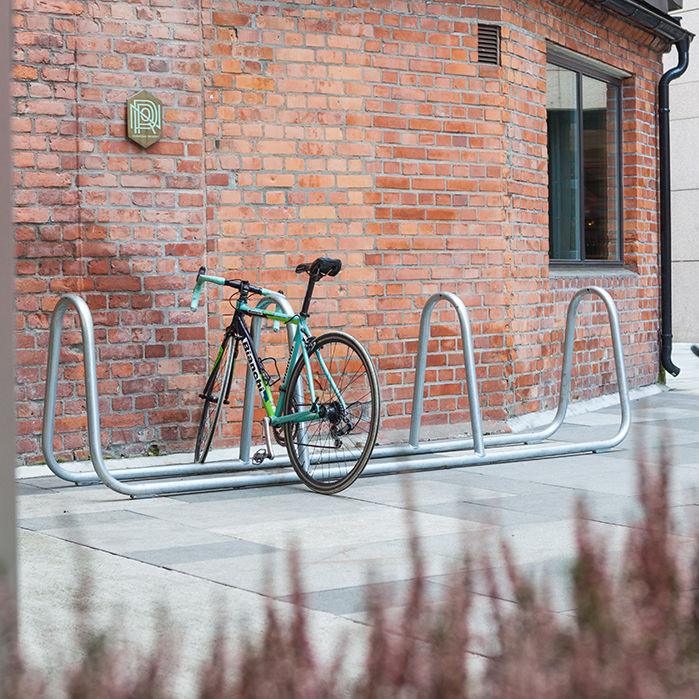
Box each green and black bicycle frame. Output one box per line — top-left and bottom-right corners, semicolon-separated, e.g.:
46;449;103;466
201;280;347;463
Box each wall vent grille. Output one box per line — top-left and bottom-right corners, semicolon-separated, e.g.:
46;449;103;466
478;24;500;65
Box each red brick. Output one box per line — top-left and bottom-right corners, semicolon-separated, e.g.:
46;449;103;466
212;12;252;27
12;0;666;464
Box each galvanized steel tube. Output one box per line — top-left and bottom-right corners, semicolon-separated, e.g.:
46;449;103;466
407;292;484;454
238;292;297;464
42;294;296;486
42;286;631;497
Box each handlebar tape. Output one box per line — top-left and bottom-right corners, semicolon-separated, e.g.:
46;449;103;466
191;266;272;311
190;268;227;311
190;278;205;311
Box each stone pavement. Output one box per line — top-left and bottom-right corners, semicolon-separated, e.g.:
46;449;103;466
15;344;699;694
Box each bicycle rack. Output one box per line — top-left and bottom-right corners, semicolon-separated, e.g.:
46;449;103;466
41;292;299;496
41;287;630;497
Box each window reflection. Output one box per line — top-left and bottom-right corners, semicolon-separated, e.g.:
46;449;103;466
546;60;621;263
547;65;580;260
582;76;619;260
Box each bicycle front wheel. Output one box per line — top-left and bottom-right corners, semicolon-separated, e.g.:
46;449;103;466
283;331;380;494
194;337;235;463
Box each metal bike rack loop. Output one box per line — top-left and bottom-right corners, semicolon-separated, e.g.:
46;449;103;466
360;286;631;476
41;287;630;497
370;286;631;461
41;293;298;495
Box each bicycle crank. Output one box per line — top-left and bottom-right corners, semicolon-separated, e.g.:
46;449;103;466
252;416;274;465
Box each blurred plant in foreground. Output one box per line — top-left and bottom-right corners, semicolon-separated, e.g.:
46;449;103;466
2;451;696;698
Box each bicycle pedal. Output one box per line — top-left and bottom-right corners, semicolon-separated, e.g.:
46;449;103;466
252;417;275;466
252;449;268;465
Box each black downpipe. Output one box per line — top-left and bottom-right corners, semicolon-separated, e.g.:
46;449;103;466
658;35;690;378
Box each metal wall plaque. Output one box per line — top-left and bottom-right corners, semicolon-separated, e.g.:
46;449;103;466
126;90;163;148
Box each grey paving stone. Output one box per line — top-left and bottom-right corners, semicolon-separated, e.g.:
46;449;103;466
210;506;470;551
629;426;699;448
632;400;698;416
126;539;279;566
17;529;366;698
498;518;629;568
168;549;284;593
161;489;384;529
426;468;572;496
565;411;625;426
670;504;699;537
341;473;509;509
16;475;78;489
172;529;474;597
24;513;241;556
465;455;639;495
479;490;643;524
415;500;555;526
284;578;446;616
15;378;699;693
542;424;620;443
604;439;699;466
172;483;303;503
19;508;150;531
340;589;520;659
16;482;57;497
430;556;579;613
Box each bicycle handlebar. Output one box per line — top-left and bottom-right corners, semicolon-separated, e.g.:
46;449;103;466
190;266;266;311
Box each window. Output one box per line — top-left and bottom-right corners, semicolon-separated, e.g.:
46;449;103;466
546;56;622;263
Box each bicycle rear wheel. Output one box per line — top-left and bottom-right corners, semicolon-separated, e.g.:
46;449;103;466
283;331;380;494
195;336;235;463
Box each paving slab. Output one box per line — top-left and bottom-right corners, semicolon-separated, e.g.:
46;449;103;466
15;344;699;695
17;529;368;696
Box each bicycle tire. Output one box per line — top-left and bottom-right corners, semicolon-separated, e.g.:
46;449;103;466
194;336;235;463
283;331;380;494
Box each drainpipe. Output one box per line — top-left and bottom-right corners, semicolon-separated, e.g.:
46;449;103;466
658;34;690;378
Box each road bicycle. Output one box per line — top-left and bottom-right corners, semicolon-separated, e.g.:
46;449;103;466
190;257;380;494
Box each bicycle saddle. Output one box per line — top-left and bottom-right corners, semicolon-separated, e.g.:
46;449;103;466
295;257;342;278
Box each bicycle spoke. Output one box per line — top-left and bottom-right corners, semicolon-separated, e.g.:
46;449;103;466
283;332;380;493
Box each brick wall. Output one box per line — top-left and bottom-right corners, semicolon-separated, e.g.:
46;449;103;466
13;0;669;465
14;0;207;462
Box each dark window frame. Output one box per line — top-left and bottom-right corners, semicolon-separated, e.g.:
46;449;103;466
546;53;624;267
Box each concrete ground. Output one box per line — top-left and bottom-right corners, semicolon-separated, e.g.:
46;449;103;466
15;344;699;695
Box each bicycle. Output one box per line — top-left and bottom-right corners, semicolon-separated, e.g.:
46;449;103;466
189;257;381;494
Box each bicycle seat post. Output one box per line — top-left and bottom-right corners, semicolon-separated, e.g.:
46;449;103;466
300;273;319;318
296;257;342;317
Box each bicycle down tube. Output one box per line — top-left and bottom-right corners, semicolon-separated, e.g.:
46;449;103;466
197;277;349;441
231;302;344;430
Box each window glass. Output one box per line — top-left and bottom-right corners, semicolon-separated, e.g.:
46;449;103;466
547;64;580;260
546;59;621;264
582;75;619;260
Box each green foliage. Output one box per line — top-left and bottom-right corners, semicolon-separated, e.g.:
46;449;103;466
145;444;160;457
